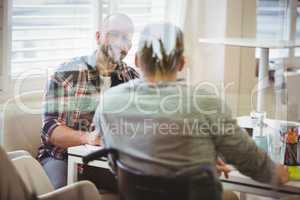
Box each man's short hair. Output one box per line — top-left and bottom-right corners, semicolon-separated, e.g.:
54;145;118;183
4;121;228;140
137;23;184;75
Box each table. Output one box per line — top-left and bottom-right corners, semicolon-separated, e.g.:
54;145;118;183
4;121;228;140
67;145;109;184
237;115;300;129
221;169;300;199
67;145;300;199
68;115;300;199
234;116;300;199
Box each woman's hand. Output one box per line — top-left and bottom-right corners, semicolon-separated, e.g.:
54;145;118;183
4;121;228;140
216;158;231;179
275;164;289;184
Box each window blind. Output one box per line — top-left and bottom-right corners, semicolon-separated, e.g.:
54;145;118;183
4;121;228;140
256;0;300;58
11;0;95;77
109;0;167;67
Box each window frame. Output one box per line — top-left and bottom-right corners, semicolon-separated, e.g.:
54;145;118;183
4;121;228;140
1;0;12;95
0;0;3;92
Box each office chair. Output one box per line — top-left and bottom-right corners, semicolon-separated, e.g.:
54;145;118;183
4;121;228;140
0;146;102;200
10;154;101;200
83;148;222;200
2;91;43;157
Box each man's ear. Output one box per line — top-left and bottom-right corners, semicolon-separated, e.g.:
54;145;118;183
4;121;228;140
96;31;101;44
177;56;186;72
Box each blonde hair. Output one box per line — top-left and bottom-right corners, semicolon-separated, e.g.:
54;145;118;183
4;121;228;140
137;23;184;76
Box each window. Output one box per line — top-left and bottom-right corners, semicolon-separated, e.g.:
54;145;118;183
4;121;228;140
110;0;169;66
256;0;300;59
256;0;290;59
11;0;96;77
9;0;174;78
295;0;300;56
0;0;5;92
257;0;286;40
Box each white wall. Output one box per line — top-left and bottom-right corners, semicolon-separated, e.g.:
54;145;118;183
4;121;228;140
183;0;226;85
183;0;258;117
0;0;3;141
224;0;257;117
0;0;9;104
0;0;3;86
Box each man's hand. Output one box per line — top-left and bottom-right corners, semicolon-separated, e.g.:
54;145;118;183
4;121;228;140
275;164;289;184
86;135;101;146
216;158;231;179
81;131;101;146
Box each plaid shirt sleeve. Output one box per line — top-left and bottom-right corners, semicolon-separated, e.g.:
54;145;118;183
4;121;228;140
41;73;67;143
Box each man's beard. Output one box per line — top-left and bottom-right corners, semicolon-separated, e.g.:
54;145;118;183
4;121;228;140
100;44;127;65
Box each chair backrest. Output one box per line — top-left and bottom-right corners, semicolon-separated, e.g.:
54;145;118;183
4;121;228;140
2;92;43;157
83;148;222;200
11;155;54;196
116;161;222;200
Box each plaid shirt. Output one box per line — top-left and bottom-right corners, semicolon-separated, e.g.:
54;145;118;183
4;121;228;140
37;52;139;161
